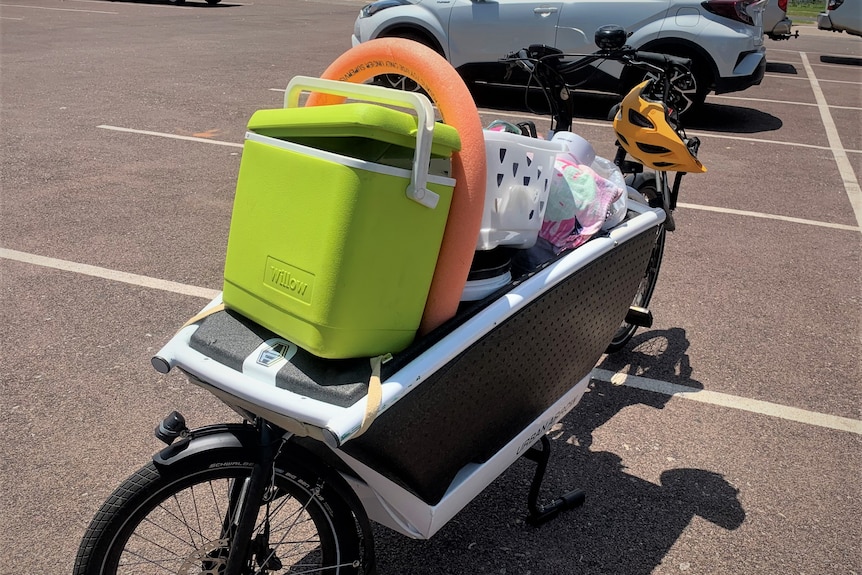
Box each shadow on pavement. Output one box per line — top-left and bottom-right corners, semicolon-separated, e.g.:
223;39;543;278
101;0;238;7
820;55;862;66
598;327;699;387
677;102;783;133
586;327;703;449
766;62;799;74
371;328;744;574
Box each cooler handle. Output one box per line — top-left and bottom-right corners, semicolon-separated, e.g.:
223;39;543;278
284;76;440;209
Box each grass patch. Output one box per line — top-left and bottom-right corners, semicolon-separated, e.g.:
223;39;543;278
788;0;824;18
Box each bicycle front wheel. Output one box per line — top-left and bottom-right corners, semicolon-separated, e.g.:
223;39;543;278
74;450;363;575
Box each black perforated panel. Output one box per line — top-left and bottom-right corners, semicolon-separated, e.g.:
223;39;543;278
342;227;659;504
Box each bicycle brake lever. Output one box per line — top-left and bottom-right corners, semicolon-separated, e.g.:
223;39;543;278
502;48;534;76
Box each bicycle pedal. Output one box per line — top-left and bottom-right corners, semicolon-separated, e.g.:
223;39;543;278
625;306;653;328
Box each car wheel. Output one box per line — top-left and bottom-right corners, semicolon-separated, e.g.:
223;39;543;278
376;31;441;92
622;48;711;116
378;73;423;92
665;60;708;116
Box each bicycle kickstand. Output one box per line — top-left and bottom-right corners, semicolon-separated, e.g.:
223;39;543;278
522;435;586;526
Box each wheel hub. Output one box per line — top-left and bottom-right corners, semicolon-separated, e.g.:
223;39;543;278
178;538;228;575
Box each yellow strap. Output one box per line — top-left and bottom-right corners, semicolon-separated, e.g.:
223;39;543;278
179;303;226;331
354;354;385;438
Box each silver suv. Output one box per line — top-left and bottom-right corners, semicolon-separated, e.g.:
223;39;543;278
763;0;796;40
353;0;768;113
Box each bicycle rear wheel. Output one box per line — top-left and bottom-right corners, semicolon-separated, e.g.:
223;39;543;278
606;178;666;353
74;450;363;575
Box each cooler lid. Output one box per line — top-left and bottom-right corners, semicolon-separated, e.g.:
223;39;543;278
247;103;461;159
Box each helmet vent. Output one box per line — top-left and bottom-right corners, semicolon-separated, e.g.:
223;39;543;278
637;142;672;155
628;109;654;129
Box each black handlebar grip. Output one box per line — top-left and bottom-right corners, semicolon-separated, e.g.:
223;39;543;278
634;51;692;70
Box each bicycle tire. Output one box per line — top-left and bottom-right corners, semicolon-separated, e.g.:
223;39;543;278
73;448;363;575
606;178;666;354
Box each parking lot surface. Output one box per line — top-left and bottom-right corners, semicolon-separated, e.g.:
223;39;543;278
1;1;860;574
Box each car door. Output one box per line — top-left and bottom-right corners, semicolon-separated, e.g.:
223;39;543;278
555;0;672;53
447;0;563;67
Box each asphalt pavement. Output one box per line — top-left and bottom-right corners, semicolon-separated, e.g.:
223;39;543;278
1;1;860;574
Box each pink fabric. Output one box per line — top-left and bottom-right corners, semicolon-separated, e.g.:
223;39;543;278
539;156;623;253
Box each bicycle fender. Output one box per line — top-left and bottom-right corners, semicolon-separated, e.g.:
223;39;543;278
152;423;258;469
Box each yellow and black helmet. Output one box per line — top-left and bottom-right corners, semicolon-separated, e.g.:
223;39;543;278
613;80;706;174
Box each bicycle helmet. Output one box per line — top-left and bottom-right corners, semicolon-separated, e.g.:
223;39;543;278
613;80;706;173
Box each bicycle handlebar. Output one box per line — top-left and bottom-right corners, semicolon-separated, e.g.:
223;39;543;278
628;51;691;71
503;45;691;77
501;42;695;133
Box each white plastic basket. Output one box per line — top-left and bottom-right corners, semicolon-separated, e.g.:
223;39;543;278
477;130;565;250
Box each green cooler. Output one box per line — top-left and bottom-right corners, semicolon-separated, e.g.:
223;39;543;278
223;78;461;359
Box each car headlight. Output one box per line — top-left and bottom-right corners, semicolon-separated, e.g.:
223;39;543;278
361;0;411;18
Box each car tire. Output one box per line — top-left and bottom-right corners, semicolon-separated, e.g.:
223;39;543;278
376;30;441;92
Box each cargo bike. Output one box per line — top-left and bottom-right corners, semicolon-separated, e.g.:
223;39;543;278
74;28;705;575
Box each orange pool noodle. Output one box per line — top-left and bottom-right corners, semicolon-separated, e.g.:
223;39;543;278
305;38;486;336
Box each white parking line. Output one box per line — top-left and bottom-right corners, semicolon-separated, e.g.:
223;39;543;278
592;369;862;435
266;86;862;135
713;94;862;112
688;130;843;151
802;52;862;229
768;57;862;73
97;125;243;148
0;248;220;300
1;245;858;434
677;203;860;232
451;107;862;155
96;123;860;231
764;74;862;86
817;78;862;86
767;47;805;54
811;63;862;72
69;0;204;8
0;3;118;14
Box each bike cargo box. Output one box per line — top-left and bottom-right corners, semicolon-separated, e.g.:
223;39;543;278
223;79;460;359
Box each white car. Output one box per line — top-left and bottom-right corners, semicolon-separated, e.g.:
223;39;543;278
352;0;768;113
818;0;862;36
762;0;795;40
